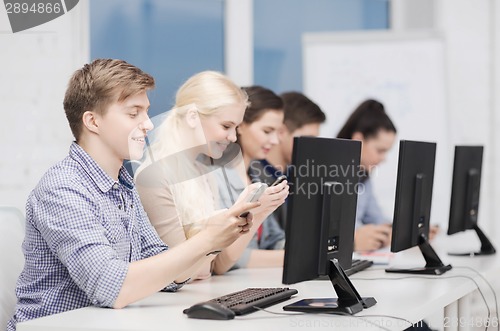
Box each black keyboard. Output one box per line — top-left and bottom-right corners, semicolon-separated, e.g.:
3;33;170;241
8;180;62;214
187;287;298;317
345;258;373;276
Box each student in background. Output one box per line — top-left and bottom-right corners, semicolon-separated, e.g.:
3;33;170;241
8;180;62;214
250;91;326;230
337;99;394;251
337;99;438;252
217;86;288;268
135;72;289;278
7;60;257;331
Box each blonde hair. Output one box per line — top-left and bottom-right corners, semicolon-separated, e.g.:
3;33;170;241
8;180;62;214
137;71;247;237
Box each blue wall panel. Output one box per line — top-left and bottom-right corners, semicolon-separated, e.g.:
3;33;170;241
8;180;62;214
254;0;389;92
90;0;224;117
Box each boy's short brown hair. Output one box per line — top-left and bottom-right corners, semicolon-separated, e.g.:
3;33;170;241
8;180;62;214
63;59;155;140
280;92;326;133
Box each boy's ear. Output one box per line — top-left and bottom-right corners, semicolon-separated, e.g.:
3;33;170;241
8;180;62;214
185;108;200;129
236;123;246;135
278;124;290;138
82;111;99;134
351;131;365;141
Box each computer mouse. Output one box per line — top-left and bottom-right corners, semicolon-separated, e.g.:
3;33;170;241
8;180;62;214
183;301;236;320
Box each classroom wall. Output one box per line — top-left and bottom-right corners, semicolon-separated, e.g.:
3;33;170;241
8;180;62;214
494;0;500;242
0;3;89;212
437;0;498;237
253;0;389;93
90;0;225;118
0;0;498;233
225;0;253;86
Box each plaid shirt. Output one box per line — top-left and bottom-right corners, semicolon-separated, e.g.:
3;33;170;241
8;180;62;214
8;143;183;330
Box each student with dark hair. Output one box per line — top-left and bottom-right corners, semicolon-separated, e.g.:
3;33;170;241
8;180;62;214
136;77;289;276
338;99;438;252
250;91;326;229
337;99;395;251
7;60;259;331
216;86;289;268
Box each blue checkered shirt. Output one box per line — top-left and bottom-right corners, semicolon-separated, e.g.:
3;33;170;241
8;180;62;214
8;143;184;331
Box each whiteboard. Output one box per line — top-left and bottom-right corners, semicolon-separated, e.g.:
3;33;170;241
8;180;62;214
303;30;451;227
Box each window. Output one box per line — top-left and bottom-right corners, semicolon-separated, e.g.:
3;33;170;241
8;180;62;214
254;0;389;92
90;0;224;117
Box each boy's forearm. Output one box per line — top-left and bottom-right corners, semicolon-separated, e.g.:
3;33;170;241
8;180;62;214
212;213;266;275
114;232;215;308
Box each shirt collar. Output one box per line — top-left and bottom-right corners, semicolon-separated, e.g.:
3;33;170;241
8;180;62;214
69;142;134;192
247;165;262;184
359;169;369;183
259;159;287;179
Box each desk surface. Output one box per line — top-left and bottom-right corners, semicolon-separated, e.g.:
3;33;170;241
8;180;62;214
16;232;498;331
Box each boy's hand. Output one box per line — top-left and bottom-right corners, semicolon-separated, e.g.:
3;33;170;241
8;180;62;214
202;201;259;250
428;225;440;241
354;223;392;252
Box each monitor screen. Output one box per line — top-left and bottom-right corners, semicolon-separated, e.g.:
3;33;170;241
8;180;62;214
447;145;495;256
282;137;376;314
387;140;452;275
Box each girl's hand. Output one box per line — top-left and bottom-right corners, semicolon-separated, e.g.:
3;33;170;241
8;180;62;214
249;180;289;217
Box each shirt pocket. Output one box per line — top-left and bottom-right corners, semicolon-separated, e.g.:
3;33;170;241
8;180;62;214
103;218;131;260
102;213;127;244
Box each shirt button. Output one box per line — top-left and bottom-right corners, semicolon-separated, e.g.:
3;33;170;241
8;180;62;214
130;204;134;209
118;205;122;210
112;183;119;189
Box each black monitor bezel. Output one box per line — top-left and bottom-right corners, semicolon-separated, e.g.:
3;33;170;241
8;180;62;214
446;145;495;256
387;139;452;275
282;137;361;285
391;140;436;253
448;146;483;235
281;136;377;313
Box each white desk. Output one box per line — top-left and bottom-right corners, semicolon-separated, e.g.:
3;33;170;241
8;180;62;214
16;253;488;331
382;231;500;331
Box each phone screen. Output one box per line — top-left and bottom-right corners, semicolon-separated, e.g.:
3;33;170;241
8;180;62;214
271;175;287;187
247;183;267;202
240;183;267;218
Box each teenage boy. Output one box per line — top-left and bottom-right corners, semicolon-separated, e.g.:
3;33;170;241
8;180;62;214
7;59;257;330
250;92;326;230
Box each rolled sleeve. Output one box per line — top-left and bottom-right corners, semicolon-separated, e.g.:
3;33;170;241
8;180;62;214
161;278;190;292
93;260;129;306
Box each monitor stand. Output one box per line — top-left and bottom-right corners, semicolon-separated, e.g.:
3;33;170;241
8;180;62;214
283;259;376;314
448;224;496;256
386;234;452;275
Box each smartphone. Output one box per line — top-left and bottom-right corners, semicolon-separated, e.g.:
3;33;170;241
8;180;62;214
246;183;268;202
240;183;268;217
271;175;287;187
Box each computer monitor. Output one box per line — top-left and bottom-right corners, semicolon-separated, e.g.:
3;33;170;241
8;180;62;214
282;136;376;314
447;146;495;256
386;140;452;275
